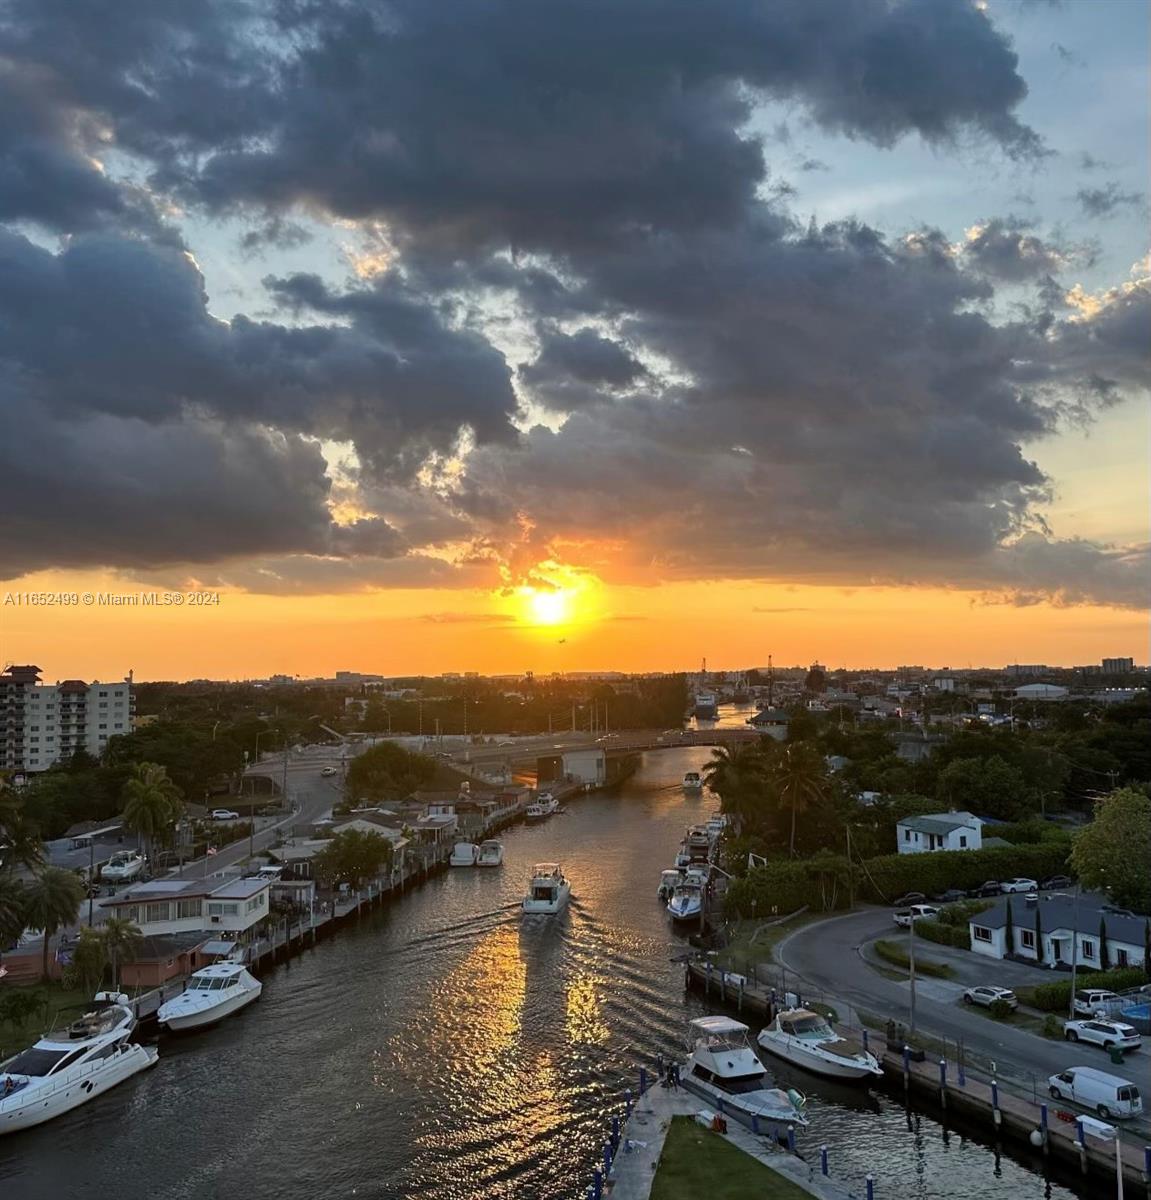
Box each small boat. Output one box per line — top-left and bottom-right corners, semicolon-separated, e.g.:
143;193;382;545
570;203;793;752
680;1016;807;1129
100;850;146;883
705;813;727;839
0;993;157;1133
756;1008;882;1081
658;869;683;900
476;840;504;867
522;863;571;915
449;842;479;867
682;771;703;791
693;691;718;720
673;843;693;869
525;793;560;821
157;962;262;1032
685;824;712;862
667;881;704;923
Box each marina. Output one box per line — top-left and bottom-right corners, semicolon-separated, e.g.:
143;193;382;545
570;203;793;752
0;750;1117;1198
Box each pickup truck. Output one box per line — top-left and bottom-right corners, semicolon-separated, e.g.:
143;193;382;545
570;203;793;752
893;904;940;928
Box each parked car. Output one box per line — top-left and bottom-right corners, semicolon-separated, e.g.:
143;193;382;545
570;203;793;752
1073;988;1121;1017
892;891;927;908
932;888;968;905
1064;1019;1142;1051
1000;878;1038;894
320;766;339;777
1048;1066;1144;1119
1041;875;1074;890
968;880;1002;898
210;808;241;821
893;904;940;928
963;986;1018;1010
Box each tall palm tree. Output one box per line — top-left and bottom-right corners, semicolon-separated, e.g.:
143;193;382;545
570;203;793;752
702;741;774;835
22;867;85;981
122;762;183;865
102;917;144;990
0;780;43;872
0;873;27;950
775;742;827;856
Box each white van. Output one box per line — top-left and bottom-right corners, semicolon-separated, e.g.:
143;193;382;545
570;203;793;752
1048;1066;1143;1120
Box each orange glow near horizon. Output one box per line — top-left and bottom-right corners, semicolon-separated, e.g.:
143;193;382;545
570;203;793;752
0;567;1145;681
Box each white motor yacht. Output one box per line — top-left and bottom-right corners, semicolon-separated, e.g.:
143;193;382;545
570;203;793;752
681;1016;807;1129
522;863;571;914
157;963;262;1032
476;839;504;867
682;771;703;791
100;850;146;883
667;881;704;923
658;869;683;900
449;842;479;867
705;814;728;839
685;824;712;862
673;844;693;869
525;793;560;821
0;993;157;1134
757;1008;882;1081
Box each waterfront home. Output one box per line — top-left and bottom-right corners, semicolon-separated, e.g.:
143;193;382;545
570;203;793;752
746;708;789;741
896;811;983;854
101;876;272;940
969;894;1148;970
119;932;214;988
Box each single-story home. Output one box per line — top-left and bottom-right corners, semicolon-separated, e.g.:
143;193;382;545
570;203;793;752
101;876;272;939
969;894;1148;970
896;811;983;855
119;931;214;988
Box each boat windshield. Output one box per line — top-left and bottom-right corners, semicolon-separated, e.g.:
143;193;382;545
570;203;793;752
3;1047;69;1077
190;975;234;990
781;1015;831;1038
717;1071;768;1094
696;1031;748;1053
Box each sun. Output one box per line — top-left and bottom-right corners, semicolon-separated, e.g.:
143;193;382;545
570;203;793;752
528;588;570;626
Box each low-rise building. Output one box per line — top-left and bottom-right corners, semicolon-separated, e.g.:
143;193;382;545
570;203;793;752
969;895;1148;970
1013;683;1069;701
101;876;272;939
896;811;983;854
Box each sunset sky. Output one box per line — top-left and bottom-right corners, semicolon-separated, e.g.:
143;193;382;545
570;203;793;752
1;0;1147;681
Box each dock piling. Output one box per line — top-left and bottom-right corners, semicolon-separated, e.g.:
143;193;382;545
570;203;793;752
938;1059;947;1110
786;1125;796;1154
820;1144;829;1176
1040;1103;1049;1154
639;1067;647;1096
592;1166;603;1199
866;1172;875;1200
991;1079;1001;1128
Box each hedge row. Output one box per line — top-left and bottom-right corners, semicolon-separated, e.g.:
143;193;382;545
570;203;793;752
914;919;970;949
874;940;952;978
726;842;1072;919
1017;967;1147;1013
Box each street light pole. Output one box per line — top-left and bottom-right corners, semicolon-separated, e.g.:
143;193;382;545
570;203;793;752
1068;881;1082;1020
909;915;918;1035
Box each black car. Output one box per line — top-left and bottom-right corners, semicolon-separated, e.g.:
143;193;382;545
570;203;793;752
892;891;927;907
933;888;967;905
1041;875;1074;890
969;880;1002;898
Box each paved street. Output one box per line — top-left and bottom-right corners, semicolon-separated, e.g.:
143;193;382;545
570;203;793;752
775;907;1150;1135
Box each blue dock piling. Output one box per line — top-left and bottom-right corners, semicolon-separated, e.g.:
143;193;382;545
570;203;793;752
866;1173;875;1200
820;1145;829;1176
592;1167;603;1200
639;1067;647;1096
611;1116;620;1149
787;1125;796;1154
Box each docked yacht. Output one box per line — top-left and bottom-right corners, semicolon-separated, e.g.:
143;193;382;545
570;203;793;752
476;839;504;867
667;881;704;923
157;962;262;1032
685;824;713;862
525;793;560;821
681;1016;807;1129
449;842;479;867
705;813;728;839
682;770;703;791
0;993;157;1133
757;1008;882;1081
658;868;683;900
521;863;571;914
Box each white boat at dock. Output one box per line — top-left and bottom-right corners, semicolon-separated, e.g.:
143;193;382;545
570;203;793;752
756;1008;882;1081
157;962;262;1032
682;770;703;791
525;792;560;821
684;824;712;862
100;850;146;883
449;842;479;866
522;863;571;914
658;868;682;899
667;881;704;923
0;993;157;1134
681;1016;807;1129
476;839;504;867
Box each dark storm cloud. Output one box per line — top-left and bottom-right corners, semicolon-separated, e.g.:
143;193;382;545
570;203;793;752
1075;182;1146;219
518;328;647;414
961;218;1073;281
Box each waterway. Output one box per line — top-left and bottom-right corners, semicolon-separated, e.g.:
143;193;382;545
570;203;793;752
1;749;1092;1200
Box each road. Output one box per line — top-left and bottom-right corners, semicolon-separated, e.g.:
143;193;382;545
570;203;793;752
776;907;1150;1134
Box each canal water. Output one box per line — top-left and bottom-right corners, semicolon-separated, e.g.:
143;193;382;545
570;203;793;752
2;749;1091;1200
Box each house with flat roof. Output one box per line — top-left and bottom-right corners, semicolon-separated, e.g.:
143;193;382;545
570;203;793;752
969;894;1148;970
896;811;983;855
101;876;272;938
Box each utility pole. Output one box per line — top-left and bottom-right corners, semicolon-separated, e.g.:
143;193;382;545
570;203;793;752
845;824;854;910
909;916;918;1035
87;837;96;926
1068;882;1082;1020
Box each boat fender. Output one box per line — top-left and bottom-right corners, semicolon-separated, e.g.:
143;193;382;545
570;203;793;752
786;1088;806;1111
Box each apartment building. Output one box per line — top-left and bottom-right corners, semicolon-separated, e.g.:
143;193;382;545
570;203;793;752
0;664;134;774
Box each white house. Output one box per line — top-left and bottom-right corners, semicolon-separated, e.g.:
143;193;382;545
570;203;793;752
969;894;1148;970
896;811;984;854
102;876;271;937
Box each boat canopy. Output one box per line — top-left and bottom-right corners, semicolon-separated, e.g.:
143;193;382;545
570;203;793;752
690;1015;749;1036
531;863;560;875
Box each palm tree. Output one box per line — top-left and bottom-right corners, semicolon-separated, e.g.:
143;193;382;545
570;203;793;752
22;867;85;981
702;741;774;835
122;762;183;866
102;917;144;990
775;742;827;856
0;873;27;950
0;780;43;872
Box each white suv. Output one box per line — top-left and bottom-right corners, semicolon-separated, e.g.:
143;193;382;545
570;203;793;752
1063;1019;1142;1052
1072;988;1120;1017
893;904;939;928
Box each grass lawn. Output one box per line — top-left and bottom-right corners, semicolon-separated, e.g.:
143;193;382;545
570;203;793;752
651;1117;813;1200
0;983;95;1060
873;939;954;978
715;911;823;975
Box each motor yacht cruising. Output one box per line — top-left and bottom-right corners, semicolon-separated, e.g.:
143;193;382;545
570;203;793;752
682;771;703;791
521;863;571;914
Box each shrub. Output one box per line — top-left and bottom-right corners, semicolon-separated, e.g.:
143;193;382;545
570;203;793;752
1042;1015;1063;1039
1017;967;1147;1012
874;939;953;978
856;842;1072;903
988;998;1014;1020
916;919;970;949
